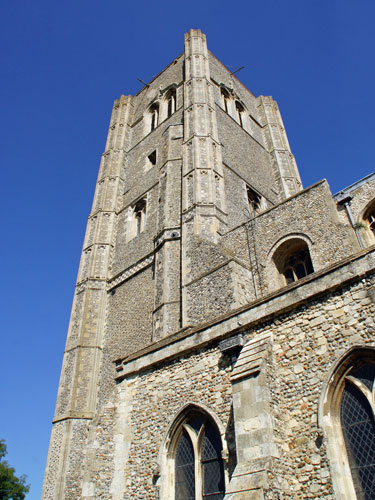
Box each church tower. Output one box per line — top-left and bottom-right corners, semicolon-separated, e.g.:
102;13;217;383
42;29;375;500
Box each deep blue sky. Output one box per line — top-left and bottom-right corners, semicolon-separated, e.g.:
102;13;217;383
1;1;374;498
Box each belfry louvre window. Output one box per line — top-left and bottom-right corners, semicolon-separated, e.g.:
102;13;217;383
174;412;225;500
340;363;375;499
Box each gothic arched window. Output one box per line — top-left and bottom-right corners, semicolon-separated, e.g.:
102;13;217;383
319;348;375;500
273;238;314;285
166;89;177;118
173;411;225;500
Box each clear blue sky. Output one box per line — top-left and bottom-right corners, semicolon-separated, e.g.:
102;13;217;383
1;1;374;498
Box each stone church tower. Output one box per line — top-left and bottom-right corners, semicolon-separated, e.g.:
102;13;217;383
42;30;375;499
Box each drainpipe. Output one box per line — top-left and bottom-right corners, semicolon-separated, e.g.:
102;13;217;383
337;195;365;249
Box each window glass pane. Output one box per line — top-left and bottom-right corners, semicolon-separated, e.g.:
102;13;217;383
202;461;225;499
340;365;375;500
175;429;195;500
202;422;225;498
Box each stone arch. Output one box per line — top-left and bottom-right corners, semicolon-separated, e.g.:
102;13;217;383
266;233;314;291
318;345;375;500
158;402;228;500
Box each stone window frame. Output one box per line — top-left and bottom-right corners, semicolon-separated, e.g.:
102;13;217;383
126;196;147;241
158;403;228;500
318;346;375;500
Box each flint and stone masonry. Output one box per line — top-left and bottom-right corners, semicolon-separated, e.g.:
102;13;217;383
42;29;375;499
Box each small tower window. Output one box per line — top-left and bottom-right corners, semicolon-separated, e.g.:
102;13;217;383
221;87;230;113
150;103;159;131
134;198;146;235
246;186;261;215
128;197;147;241
235;101;245;128
166;89;176;118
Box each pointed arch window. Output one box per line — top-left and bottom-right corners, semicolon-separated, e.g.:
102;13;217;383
173;411;225;500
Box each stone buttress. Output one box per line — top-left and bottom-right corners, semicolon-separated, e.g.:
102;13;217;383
41;96;131;500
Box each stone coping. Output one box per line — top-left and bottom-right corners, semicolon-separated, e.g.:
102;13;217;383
114;245;375;380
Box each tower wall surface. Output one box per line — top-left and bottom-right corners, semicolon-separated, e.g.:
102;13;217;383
42;29;375;500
